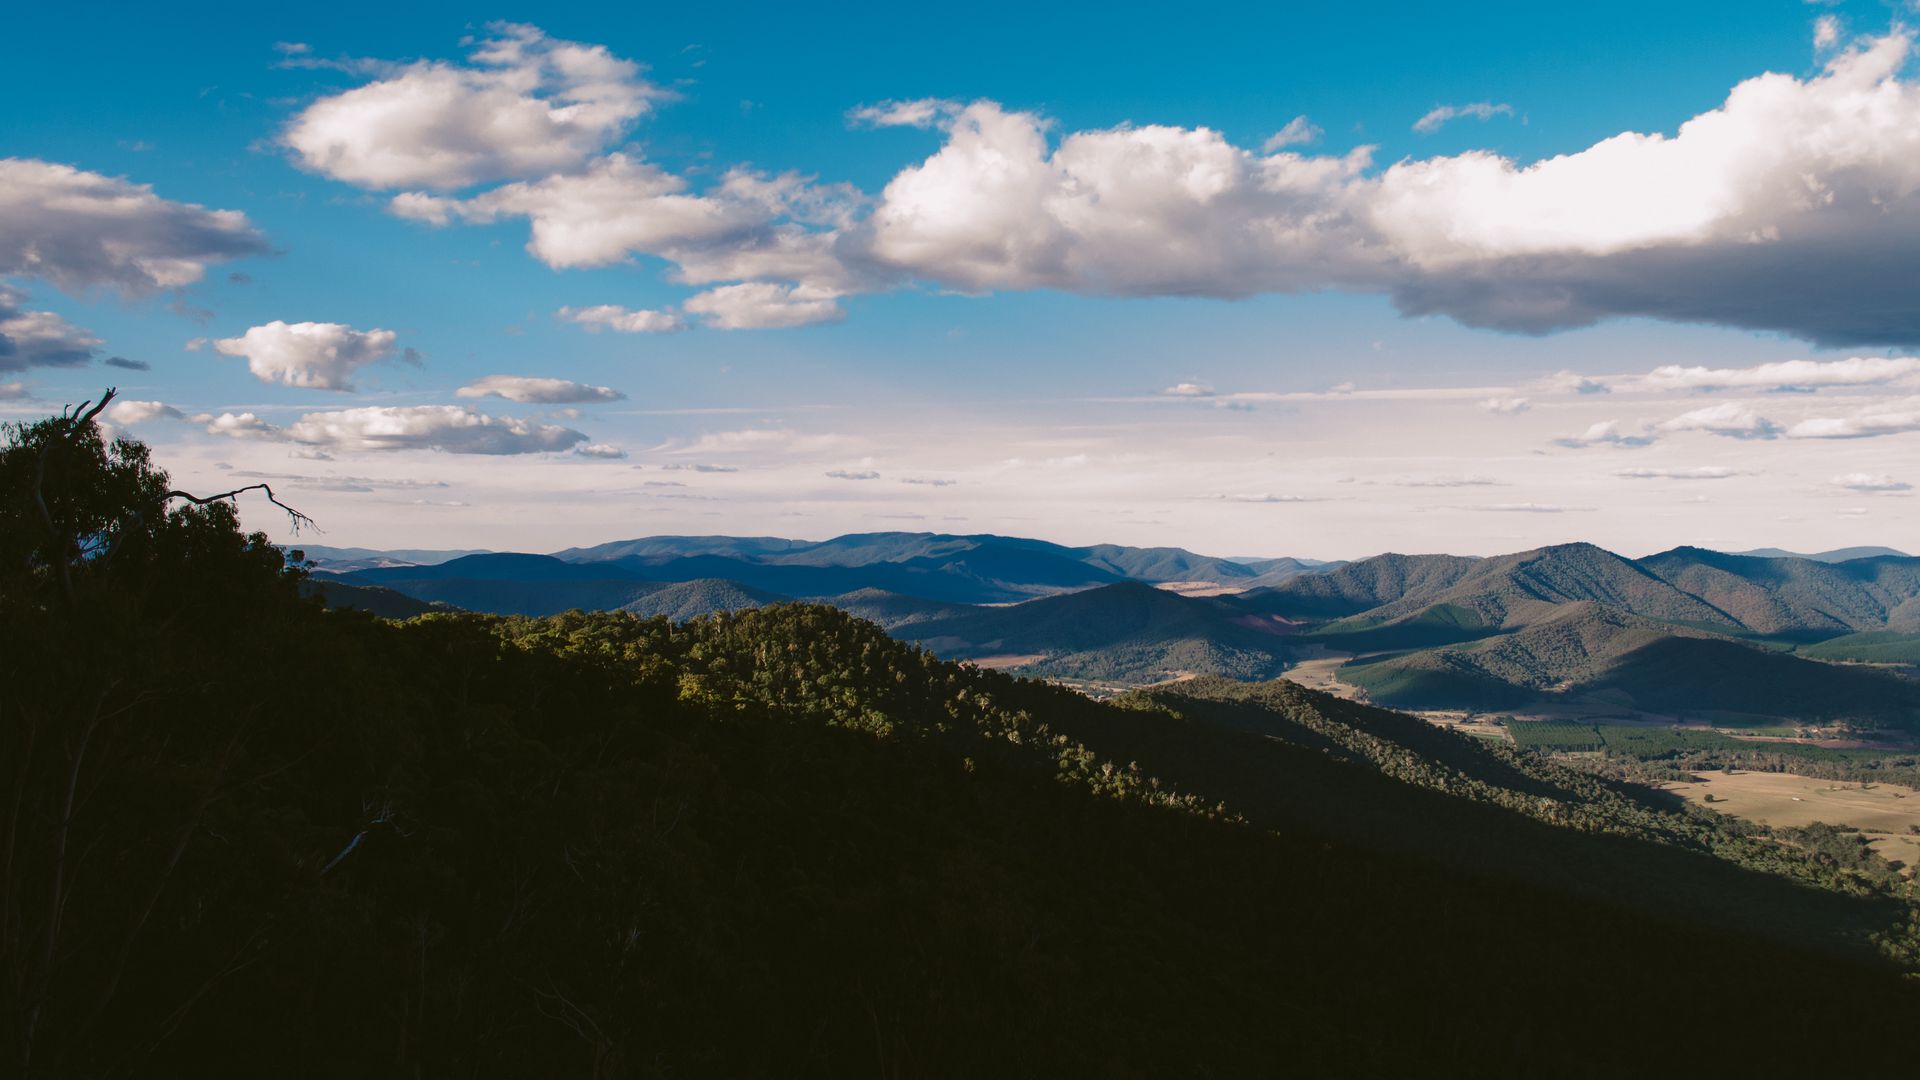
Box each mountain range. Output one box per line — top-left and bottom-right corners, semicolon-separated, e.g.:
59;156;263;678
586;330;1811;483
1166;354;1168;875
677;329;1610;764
307;532;1920;729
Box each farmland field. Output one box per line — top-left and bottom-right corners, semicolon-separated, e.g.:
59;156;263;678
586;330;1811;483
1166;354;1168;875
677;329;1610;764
1665;771;1920;875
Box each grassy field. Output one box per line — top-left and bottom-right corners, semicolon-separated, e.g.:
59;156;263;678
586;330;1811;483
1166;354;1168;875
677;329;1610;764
1666;771;1920;875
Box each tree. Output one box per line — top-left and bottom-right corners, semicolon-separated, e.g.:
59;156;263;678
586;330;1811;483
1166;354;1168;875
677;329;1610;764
0;391;312;1073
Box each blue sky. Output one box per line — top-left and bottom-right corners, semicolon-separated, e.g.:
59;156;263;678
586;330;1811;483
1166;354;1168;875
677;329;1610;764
4;1;1919;556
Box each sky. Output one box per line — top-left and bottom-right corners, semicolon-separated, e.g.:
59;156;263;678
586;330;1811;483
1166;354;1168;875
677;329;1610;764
4;0;1920;559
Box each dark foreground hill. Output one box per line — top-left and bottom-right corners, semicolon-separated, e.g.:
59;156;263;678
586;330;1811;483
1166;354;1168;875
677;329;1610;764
5;405;1919;1075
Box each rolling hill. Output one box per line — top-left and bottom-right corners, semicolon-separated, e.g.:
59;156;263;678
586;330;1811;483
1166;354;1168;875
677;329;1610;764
617;579;788;621
1732;546;1911;562
1638;546;1920;636
314;533;1920;726
894;581;1298;682
1342;602;1920;723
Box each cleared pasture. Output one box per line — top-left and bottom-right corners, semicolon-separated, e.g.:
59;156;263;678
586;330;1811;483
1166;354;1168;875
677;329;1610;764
1666;770;1920;874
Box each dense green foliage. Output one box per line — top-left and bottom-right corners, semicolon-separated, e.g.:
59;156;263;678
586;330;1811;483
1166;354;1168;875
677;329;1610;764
894;581;1294;682
6;408;1920;1075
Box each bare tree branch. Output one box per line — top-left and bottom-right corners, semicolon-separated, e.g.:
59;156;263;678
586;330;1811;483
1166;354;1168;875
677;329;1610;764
164;484;318;534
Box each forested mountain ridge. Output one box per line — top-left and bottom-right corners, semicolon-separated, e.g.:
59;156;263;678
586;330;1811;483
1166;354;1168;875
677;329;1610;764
316;534;1920;714
6;401;1918;1074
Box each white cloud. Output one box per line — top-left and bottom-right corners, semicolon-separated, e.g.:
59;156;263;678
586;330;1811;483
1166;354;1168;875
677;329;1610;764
1212;493;1320;503
575;442;627;459
848;98;962;129
1654;402;1783;440
389;154;760;262
197;411;284;440
311;27;1920;347
558;304;685;333
1396;475;1505;487
390;156;866;298
682;282;843;329
1412;101;1515;134
660;462;739;472
281;405;586;454
282;23;663;189
1469;502;1582;513
1553;420;1654;448
1634;357;1920;393
1815;15;1843;51
1262;115;1322;152
213;320;398;390
1479;396;1529;414
457;374;624;403
1833;472;1911;492
0;158;266;294
1163;382;1214;397
1540;371;1610;395
0;382;26;400
663;428;854;456
195;405;585;455
107;399;184;424
1615;466;1739;480
0;285;100;371
1786;401;1920;439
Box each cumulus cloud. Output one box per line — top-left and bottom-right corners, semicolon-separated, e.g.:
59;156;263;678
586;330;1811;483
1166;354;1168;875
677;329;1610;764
1615;466;1739;480
456;374;624;403
1786;400;1920;439
1553;420;1654;448
1163;382;1214;397
288;405;585;454
1654;402;1783;440
575;442;627;459
1634;357;1920;393
1833;472;1911;492
1262;115;1322;152
1479;396;1529;414
391;156;864;304
212;321;398;390
0;159;267;294
558;304;685;333
825;469;880;480
102;355;149;371
864;33;1920;345
197;404;587;455
282;23;663;189
899;476;956;486
315;26;1920;347
660;462;739;473
391;154;761;262
1412;101;1515;134
682;282;843;329
0;285;100;371
107;400;184;424
196;411;283;440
